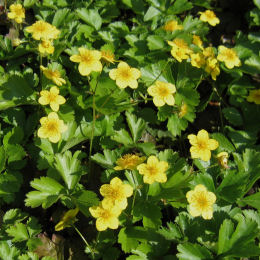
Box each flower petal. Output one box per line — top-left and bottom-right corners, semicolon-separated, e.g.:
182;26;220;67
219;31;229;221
207;139;219;150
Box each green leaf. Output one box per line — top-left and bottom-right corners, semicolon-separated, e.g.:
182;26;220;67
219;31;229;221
72;189;99;217
193;173;215;192
126;112;146;143
253;0;260;8
52;8;70;27
167;0;193;14
0;241;20;260
24;0;37;7
243;54;260;74
223;107;243;126
111;129;133;146
54;150;84;190
76;8;102;30
217;214;260;257
211;133;235;152
118;227;139;253
147;35;165;50
134;202;162;229
91;149;120;169
0;146;6;173
157;222;182;241
25;177;65;209
177;243;213;260
167;114;188;137
241;192;260;210
6;223;29;242
217;171;248;203
217;219;234;255
144;6;161;21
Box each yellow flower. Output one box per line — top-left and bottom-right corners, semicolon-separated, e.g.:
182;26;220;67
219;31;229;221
100;177;133;210
247;89;260;105
114;154;146;171
192;35;203;49
203;47;215;59
188;129;219;161
55;208;79;231
205;58;220;81
38;86;66;112
186;184;216;220
190;52;206;68
179;103;188;118
168;39;192;62
8;4;25;24
109;62;141;89
89;200;122;231
217;46;241;69
217;152;229;169
26;20;60;40
38;40;54;55
199;10;220;26
70;48;102;76
37;112;67;143
137;155;168;184
40;65;66;86
163;20;183;32
147;81;176;107
101;50;115;64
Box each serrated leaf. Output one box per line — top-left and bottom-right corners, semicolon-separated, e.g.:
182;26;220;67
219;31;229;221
223;107;243;126
52;8;70;27
144;6;160;21
211;133;235;152
76;8;102;30
217;219;234;255
167;0;193;14
0;241;20;260
193;172;215;192
167;114;188;136
72;189;99;217
6;223;29;242
126;112;146;143
157;222;182;241
54;150;84;190
147;35;165;50
111;129;133;146
25;177;65;209
177;242;213;260
91;149;120;169
241;191;260;210
118;227;139;253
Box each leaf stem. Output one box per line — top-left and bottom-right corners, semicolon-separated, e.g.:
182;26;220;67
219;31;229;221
72;224;94;258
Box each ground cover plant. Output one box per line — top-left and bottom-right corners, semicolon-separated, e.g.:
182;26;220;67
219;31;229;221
0;0;260;259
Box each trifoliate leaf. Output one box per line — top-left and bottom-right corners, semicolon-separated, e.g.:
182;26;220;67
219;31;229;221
76;9;102;30
0;241;20;260
126;112;146;143
54;150;85;190
111;129;133;146
25;177;65;209
91;149;120;169
177;242;213;260
157;222;182;241
6;223;29;242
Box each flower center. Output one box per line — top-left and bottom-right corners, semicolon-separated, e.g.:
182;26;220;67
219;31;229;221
119;68;131;80
101;209;112;219
14;8;23;16
46;121;58;132
158;86;170;97
36;24;47;33
147;166;157;176
197;140;207;150
81;53;93;63
225;50;235;61
196;193;208;208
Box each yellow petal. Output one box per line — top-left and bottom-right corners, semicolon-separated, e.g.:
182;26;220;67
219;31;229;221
78;62;91;76
207;139;219;150
137;164;146;175
109;69;117;80
96;218;108;231
201;207;213;219
37;127;48;138
118;62;129;70
40;116;48;125
207;192;216;204
48;112;59;120
190;146;200;159
116;79;128;89
153;96;165;107
38;96;49;105
189;204;202;217
130;68;141;79
90;61;102;72
199;149;211;161
147;155;158;165
50;102;59;112
56;95;66;105
164;94;175;106
122;184;133;197
50;86;59;95
70;54;81;63
197;129;209;142
147;85;157;96
49;132;61;143
155;173;167;183
188;134;197;146
107;217;119;229
128;80;138;89
143;174;155;184
110;177;122;186
194;184;207;193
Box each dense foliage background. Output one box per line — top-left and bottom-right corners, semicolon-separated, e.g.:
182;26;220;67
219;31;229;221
0;0;260;259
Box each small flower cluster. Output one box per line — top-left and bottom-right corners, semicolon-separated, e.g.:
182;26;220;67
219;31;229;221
26;20;60;56
8;4;25;24
89;177;133;231
37;64;67;143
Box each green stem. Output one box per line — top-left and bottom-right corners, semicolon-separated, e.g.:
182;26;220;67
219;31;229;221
130;171;137;214
39;54;43;90
72;224;94;258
